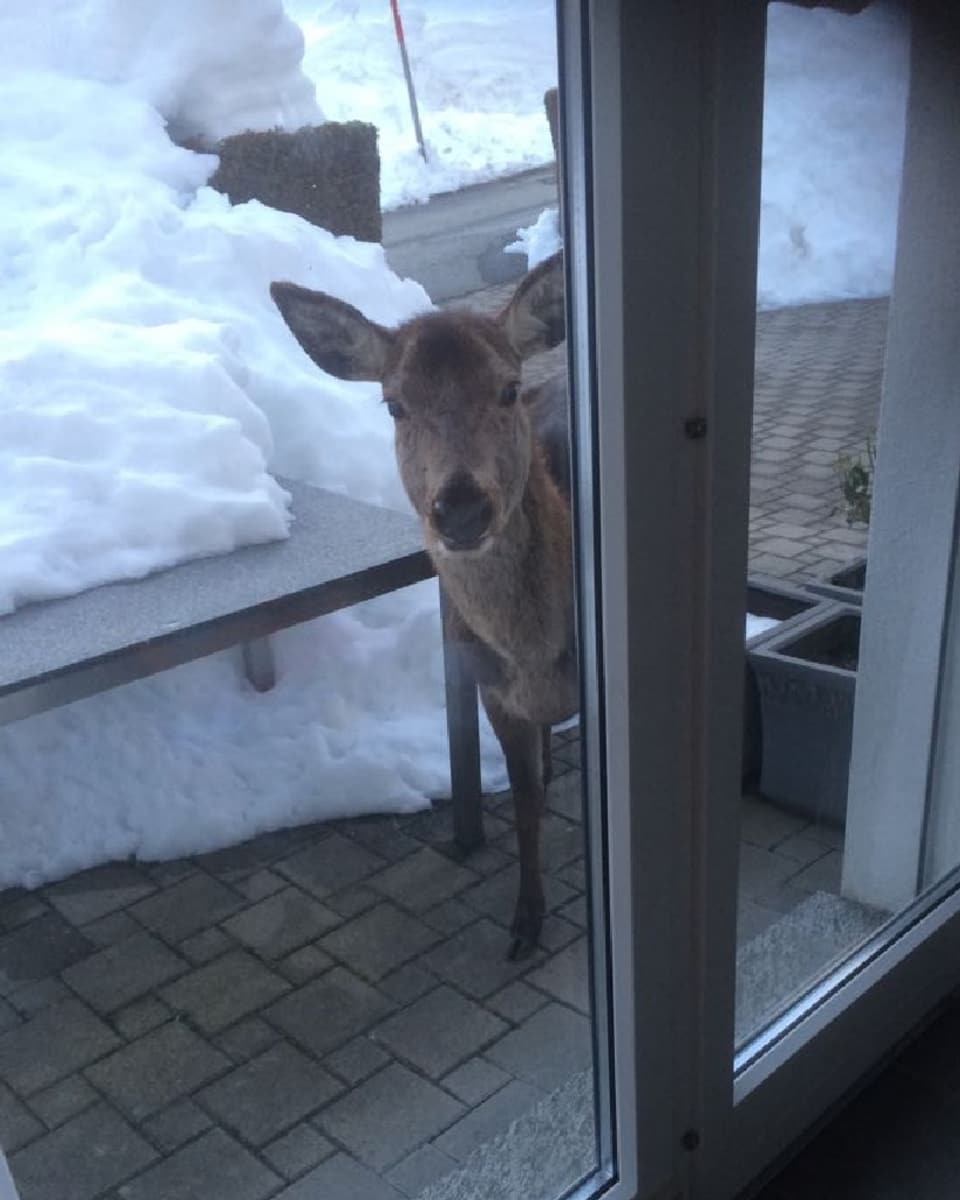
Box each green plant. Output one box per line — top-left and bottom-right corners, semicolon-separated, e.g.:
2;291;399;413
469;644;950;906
835;435;875;527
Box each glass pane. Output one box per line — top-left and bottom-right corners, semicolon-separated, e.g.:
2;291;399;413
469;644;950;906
736;2;909;1049
0;3;617;1198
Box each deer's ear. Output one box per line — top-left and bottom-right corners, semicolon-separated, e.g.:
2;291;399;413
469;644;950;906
270;282;394;382
498;251;566;361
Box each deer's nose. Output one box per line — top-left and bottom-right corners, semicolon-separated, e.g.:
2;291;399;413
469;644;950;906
431;475;494;548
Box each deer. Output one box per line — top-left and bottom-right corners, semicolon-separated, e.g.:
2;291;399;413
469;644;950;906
270;252;574;959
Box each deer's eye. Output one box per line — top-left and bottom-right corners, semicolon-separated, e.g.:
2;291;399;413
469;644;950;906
500;381;520;408
385;398;407;420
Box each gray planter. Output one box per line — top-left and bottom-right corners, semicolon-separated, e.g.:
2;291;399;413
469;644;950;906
742;576;824;784
806;556;867;607
748;604;861;827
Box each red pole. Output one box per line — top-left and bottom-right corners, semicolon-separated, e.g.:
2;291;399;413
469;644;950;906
390;0;428;162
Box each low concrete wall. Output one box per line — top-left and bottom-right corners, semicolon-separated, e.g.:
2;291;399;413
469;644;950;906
207;122;381;243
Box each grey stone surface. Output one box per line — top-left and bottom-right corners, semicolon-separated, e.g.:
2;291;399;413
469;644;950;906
275;1153;403;1200
0;997;17;1036
388;1144;459;1197
233;869;287;903
198;1042;342;1146
62;933;186;1014
113;996;172;1041
0;914;93;996
10;1104;155;1200
130;875;242;945
460;866;575;927
7;978;70;1018
28;1074;98;1129
160;950;289;1033
442;1057;512;1107
115;1128;280;1200
486;1003;593;1093
423;919;543;998
325;885;381;919
45;864;156;926
525;937;590;1014
265;968;395;1058
370;848;478;913
223;888;340;960
378;962;440;1005
0;998;119;1096
318;1063;463;1171
277;944;333;984
277;834;387;898
320;903;439;982
262;1123;335;1180
179;928;235;966
140;1099;212;1153
81;911;142;949
213;1016;281;1064
0;894;48;934
372;986;506;1079
433;1080;541;1163
325;1036;391;1086
85;1022;230;1121
0;1081;42;1153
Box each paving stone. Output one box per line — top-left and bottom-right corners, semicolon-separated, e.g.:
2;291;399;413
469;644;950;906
45;865;156;926
0;1080;43;1153
320;903;438;982
276;835;386;898
140;1099;212;1153
442;1056;512;1106
737;900;781;944
113;997;171;1041
262;1122;335;1180
8;977;70;1017
213;1017;281;1064
434;1080;541;1162
557;859;587;891
29;1074;98;1129
78;911;143;950
738;843;802;901
420;897;479;935
461;866;575;928
0;893;48;933
274;1153;403;1200
545;770;585;821
378;962;439;1005
196;827;319;878
265;968;395;1058
372;986;507;1078
233;869;287;903
525;937;590;1013
317;1063;464;1171
10;1103;155;1200
130;875;242;945
774;832;835;867
790;849;843;894
0;913;94;996
0;997;18;1035
62;933;187;1014
277;944;333;984
559;895;589;927
325;1036;391;1085
115;1128;279;1200
341;818;423;863
179;928;236;965
486;980;550;1024
223;888;340;960
388;1143;459;1197
85;1021;230;1121
423;918;544;998
369;848;478;913
485;1002;593;1093
325;885;381;918
141;861;195;888
160;950;289;1033
0;998;120;1096
740;797;808;850
198;1041;341;1146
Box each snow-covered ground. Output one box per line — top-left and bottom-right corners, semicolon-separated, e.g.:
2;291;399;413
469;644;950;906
0;1;908;888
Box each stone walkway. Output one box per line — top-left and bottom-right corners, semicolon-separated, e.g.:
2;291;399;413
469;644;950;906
0;297;885;1200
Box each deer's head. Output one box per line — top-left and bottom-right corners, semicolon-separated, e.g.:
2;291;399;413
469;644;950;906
271;253;565;556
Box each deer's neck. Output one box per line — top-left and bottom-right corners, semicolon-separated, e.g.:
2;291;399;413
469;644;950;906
435;448;572;670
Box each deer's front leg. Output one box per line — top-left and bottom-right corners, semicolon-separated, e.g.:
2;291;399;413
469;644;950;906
482;692;545;960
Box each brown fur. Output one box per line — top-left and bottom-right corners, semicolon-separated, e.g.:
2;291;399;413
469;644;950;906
271;253;572;957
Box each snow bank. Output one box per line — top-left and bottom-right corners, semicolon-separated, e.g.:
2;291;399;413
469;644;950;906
286;0;557;209
0;0;320;145
507;2;908;309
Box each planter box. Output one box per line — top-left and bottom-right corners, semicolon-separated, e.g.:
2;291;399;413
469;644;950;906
748;604;861;827
806;556;867;606
742;576;824;784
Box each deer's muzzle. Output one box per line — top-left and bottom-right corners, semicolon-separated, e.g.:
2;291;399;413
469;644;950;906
431;473;494;551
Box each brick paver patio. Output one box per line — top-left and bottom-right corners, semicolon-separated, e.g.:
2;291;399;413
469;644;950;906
0;296;883;1199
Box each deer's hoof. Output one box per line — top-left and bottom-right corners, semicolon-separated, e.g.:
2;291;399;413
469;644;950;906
508;903;543;961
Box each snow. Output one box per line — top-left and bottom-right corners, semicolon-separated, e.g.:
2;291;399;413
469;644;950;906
0;1;910;889
285;0;557;209
746;614;782;641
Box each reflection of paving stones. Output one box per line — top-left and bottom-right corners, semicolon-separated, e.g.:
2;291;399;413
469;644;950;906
372;986;506;1078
